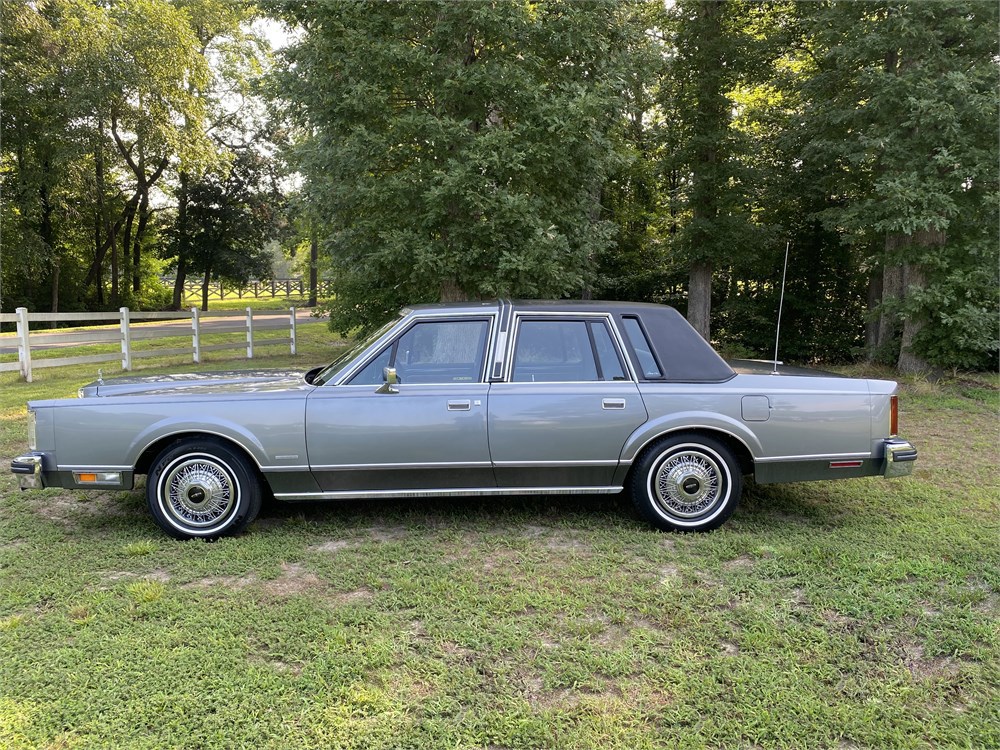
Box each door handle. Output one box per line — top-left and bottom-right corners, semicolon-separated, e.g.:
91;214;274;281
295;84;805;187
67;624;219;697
448;400;472;411
602;398;626;410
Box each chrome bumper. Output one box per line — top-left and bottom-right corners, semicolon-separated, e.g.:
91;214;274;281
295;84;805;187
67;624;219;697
11;454;44;489
883;439;917;479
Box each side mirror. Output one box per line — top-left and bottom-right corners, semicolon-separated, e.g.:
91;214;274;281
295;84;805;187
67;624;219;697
375;366;399;394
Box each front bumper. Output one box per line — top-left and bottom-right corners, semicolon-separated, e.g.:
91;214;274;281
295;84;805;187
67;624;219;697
11;454;44;489
883;438;917;478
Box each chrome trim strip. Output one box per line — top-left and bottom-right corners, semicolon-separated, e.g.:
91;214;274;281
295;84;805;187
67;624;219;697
57;464;132;471
492;460;620;468
259;465;310;472
310;461;494;471
755;452;872;463
274;486;624;501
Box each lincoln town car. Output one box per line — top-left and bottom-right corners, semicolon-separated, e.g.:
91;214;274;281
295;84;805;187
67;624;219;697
11;301;917;539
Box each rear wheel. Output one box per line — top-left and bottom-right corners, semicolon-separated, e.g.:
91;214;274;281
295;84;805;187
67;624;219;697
630;434;742;532
147;439;261;540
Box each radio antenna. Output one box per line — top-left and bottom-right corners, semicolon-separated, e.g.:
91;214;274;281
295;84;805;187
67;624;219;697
772;241;790;375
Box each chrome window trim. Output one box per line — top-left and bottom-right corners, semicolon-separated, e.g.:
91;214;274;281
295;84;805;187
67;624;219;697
332;309;500;387
274;486;624;501
503;312;638;383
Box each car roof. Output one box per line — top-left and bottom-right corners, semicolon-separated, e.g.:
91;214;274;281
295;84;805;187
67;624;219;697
403;299;735;383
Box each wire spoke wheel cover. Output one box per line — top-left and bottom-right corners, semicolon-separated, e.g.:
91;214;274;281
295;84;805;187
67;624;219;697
147;439;262;539
631;435;741;532
161;455;239;529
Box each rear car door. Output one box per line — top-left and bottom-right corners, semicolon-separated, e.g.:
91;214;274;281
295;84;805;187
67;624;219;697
488;315;648;489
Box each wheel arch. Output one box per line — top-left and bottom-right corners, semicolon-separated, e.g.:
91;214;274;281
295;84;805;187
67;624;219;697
135;431;265;478
626;426;756;480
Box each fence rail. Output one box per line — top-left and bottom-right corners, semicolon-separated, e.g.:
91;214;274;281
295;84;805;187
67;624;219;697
0;306;299;383
161;277;336;301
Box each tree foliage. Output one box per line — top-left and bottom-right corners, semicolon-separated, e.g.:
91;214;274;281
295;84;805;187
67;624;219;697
3;0;996;371
273;0;648;332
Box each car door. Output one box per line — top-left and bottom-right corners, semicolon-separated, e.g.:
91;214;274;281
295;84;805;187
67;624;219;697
488;315;648;489
305;316;495;494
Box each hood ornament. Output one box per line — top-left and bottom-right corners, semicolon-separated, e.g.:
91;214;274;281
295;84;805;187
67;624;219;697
97;369;104;385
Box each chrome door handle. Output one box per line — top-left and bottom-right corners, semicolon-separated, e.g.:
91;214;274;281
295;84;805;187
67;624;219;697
447;400;472;411
602;398;626;410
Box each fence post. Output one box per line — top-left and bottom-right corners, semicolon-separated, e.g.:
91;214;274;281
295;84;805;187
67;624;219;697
120;307;132;371
15;307;32;383
289;306;297;355
191;307;201;363
246;307;254;359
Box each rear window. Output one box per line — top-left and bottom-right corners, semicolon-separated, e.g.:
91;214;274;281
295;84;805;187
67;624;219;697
622;317;663;379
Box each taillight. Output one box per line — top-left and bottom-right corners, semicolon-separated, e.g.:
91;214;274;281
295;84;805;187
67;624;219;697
890;395;899;437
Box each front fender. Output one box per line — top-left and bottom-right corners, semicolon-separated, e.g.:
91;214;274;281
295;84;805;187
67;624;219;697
620;411;763;463
128;418;270;470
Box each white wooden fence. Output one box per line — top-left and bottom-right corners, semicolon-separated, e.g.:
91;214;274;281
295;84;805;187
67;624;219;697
0;307;298;383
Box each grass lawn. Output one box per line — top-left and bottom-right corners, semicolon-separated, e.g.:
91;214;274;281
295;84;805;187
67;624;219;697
0;332;997;749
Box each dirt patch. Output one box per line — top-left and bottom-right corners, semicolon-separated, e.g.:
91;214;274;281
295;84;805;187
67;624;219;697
659;564;680;585
249;654;303;676
101;569;172;585
260;562;324;597
899;642;962;680
366;525;408;543
312;540;352;553
543;532;591;555
184;574;258;590
722;554;755;571
720;641;740;657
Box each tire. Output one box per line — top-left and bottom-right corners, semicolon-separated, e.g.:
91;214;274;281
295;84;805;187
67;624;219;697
147;438;262;540
630;434;742;532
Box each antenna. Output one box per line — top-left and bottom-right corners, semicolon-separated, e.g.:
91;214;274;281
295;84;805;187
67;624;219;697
772;241;790;375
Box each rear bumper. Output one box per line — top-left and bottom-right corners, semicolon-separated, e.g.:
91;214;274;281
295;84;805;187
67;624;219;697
11;454;44;489
883;438;917;478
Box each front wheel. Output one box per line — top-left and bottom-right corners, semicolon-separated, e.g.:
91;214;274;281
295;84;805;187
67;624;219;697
147;439;262;540
630;434;742;532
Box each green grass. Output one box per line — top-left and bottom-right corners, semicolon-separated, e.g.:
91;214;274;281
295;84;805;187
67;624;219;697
1;355;997;749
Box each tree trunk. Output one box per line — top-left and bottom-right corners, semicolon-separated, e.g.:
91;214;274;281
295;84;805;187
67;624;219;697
897;262;930;374
50;257;60;314
39;178;57;313
173;256;187;311
439;279;467;302
864;265;883;355
115;198;138;307
688;261;713;341
132;196;150;297
173;172;190;310
201;267;212;312
308;220;319;307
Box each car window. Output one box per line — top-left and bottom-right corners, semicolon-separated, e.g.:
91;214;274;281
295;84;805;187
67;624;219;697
622;316;663;379
349;319;490;385
591;322;627;381
511;320;610;382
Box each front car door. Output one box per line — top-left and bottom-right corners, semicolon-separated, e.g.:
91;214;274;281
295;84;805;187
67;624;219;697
488;314;648;489
305;313;496;495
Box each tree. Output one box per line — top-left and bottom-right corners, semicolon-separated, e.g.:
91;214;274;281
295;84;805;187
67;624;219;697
802;1;999;372
272;0;645;332
180;150;279;311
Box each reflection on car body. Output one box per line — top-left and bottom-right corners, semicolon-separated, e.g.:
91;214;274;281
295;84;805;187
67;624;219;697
12;300;917;539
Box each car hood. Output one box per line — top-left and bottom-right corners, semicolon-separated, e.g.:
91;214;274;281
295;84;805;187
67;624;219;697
79;369;310;398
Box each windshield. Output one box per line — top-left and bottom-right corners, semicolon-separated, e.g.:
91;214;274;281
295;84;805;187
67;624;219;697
311;317;400;385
